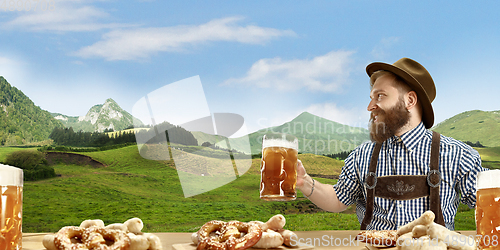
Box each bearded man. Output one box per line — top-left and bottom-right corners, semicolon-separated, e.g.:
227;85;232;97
296;58;487;230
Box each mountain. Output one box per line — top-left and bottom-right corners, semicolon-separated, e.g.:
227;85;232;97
0;76;63;145
192;112;371;155
432;110;500;147
52;98;143;133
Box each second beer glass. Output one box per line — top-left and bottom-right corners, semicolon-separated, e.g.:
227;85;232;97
0;164;23;250
476;170;500;249
260;133;298;201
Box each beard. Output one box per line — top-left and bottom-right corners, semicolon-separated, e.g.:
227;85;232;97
369;97;410;143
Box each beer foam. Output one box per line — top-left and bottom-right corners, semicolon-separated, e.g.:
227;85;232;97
477;170;500;189
0;164;23;187
262;138;298;150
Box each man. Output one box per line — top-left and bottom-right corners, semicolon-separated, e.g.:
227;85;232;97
296;57;487;230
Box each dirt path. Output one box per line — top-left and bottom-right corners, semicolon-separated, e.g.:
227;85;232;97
45;152;106;168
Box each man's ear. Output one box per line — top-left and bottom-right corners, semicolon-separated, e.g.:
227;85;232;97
405;91;418;110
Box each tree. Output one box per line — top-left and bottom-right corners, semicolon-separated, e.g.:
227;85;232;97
4;150;56;181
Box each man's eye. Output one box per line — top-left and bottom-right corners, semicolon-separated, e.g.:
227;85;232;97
377;94;384;100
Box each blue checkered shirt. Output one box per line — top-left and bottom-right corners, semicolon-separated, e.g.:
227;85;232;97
333;122;487;230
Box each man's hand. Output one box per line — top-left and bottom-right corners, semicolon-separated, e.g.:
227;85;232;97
296;159;308;189
295;159;348;213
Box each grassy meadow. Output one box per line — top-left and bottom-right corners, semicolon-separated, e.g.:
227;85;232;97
1;144;498;233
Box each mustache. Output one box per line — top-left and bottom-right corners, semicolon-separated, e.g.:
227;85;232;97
370;109;386;121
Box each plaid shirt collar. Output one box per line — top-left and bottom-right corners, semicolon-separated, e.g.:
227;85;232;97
386;122;427;151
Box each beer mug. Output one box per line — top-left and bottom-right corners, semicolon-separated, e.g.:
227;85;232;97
0;164;23;250
476;170;500;249
260;133;298;201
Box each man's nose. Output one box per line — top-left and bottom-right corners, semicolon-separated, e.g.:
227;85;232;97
367;99;377;112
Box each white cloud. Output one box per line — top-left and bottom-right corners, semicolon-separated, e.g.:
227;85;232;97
2;3;132;32
223;50;355;93
73;16;296;61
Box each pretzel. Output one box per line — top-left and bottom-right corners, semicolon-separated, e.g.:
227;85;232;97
47;218;159;250
196;220;262;250
83;226;130;250
53;226;88;250
196;220;226;250
196;220;229;250
224;221;262;250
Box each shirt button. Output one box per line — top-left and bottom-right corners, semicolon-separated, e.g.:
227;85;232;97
398;204;403;208
399;157;403;161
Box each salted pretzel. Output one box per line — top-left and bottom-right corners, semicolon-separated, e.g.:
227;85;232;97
45;218;160;250
83;226;130;250
196;220;262;250
53;226;88;250
53;226;130;250
224;221;262;250
196;220;227;250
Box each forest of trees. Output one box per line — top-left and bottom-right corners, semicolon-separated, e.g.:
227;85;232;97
49;127;136;147
49;121;198;147
0;76;63;145
464;140;485;148
324;150;353;160
134;121;198;146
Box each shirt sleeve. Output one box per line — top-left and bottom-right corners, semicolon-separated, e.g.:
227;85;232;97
458;146;489;209
333;148;364;207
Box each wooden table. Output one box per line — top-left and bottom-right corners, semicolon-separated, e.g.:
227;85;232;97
22;231;477;250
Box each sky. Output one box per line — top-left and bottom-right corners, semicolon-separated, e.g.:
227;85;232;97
1;0;500;136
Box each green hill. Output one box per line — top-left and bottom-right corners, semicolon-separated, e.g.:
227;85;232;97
3;144;484;232
0;76;63;145
432;110;500;147
475;147;500;169
19;145;359;233
192;112;370;155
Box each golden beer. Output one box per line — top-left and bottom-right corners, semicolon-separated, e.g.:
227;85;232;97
260;133;298;201
0;165;23;250
0;186;23;250
476;170;500;249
